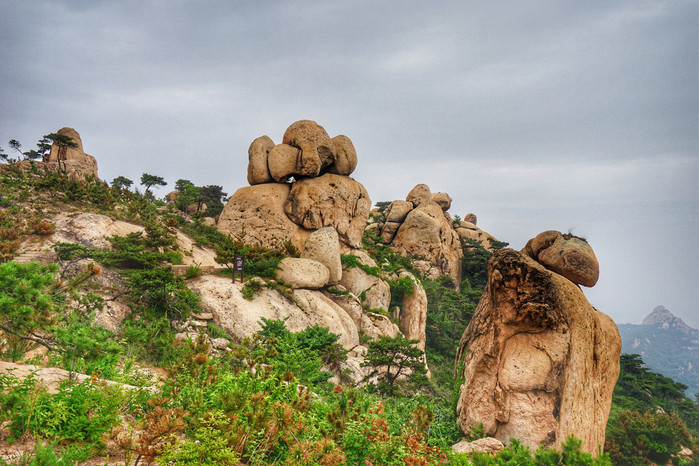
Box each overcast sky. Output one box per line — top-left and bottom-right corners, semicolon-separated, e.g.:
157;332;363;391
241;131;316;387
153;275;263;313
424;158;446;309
1;0;697;327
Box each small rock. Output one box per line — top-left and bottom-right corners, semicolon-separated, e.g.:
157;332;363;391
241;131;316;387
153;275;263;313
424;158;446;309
301;227;342;284
276;257;330;289
452;437;504;454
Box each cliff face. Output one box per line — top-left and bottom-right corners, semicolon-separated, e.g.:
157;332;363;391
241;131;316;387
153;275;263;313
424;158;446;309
455;240;621;455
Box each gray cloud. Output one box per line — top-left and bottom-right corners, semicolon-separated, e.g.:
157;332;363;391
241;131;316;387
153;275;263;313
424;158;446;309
1;0;697;326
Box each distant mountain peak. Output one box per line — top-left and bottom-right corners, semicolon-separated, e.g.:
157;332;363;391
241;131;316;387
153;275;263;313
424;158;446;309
641;306;693;333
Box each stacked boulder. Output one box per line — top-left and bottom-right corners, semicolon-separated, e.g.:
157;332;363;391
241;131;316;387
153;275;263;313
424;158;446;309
454;231;620;455
218;120;371;250
368;184;463;286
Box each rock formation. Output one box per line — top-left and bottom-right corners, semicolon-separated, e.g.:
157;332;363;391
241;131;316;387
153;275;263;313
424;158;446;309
46;127;99;181
8;127;99;181
218;120;369;250
217;183;310;251
377;184;463;286
454;240;621;455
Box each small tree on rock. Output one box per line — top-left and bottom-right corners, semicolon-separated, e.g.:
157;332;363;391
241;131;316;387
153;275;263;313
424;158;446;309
362;334;428;395
112;176;133;191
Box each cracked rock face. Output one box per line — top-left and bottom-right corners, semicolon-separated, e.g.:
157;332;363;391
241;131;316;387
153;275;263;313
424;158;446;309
455;248;620;455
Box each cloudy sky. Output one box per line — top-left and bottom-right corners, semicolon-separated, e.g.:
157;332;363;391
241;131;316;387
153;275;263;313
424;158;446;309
1;0;697;327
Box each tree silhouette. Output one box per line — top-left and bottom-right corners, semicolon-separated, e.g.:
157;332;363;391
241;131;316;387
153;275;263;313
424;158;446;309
140;173;167;198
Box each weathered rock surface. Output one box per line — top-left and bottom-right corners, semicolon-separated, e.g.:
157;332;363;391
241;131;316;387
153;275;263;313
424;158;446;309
0;362;153;394
394;271;427;351
406;183;432;207
391;201;463;287
431;192;452;211
45;127;99;180
456;221;500;251
275;257;330;289
452;437;504;455
301;227;342;284
217;183;309;251
247;136;274;185
384;200;413;223
455;248;621;455
52;212;142;249
267;143;306;182
522;230;599;287
327;135;357;176
284;174;371;248
189;276;360;349
322;290;399;341
282;120;336;173
338;250;391;312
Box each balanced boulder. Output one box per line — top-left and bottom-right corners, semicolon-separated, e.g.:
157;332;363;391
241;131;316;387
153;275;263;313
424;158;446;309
284;173;371;248
522;230;599;287
282;120;336;173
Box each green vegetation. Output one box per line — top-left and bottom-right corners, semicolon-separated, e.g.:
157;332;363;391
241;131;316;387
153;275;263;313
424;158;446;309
605;353;699;464
1;164;697;463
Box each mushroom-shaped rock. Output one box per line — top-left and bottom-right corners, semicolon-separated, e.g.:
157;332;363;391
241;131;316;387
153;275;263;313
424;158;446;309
247;136;274;185
217;183;309;252
301;227;342;284
282;120;336;174
284;173;371;249
455;248;620;455
275;257;330;289
522;230;599;287
431;192;452;211
327;135;357;176
406;184;432;208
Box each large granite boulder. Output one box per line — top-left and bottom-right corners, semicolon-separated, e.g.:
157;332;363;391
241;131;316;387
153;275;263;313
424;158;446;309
284;173;371;248
301;227;342;284
267;143;306;182
217;183;309;251
247;136;274;185
522;230;599;287
189;276;358;349
391;200;463;287
454;248;621;455
327;135;357;176
282;120;335;174
275;257;330;289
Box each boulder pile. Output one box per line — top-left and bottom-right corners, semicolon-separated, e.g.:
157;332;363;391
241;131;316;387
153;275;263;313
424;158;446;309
454;232;620;455
366;184;499;287
218;120;370;249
